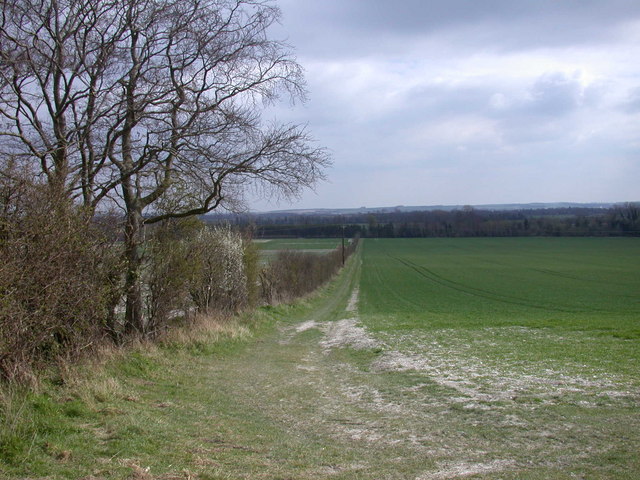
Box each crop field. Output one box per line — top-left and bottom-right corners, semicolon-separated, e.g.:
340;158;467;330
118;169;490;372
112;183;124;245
256;238;341;262
361;237;640;334
256;238;340;252
349;237;640;478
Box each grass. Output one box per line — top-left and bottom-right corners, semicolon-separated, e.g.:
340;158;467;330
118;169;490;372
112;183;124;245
0;316;258;479
1;237;638;479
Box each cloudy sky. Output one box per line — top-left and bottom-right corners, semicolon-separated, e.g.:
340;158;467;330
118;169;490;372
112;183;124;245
253;0;640;211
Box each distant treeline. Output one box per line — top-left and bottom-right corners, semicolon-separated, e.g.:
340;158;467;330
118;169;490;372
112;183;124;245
205;204;640;238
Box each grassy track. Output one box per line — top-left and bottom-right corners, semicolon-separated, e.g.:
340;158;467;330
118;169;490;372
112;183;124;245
2;238;639;479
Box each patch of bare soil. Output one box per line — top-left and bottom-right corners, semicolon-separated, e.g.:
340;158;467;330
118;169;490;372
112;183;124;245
370;328;640;410
295;320;320;333
319;318;381;352
418;459;516;479
346;286;359;312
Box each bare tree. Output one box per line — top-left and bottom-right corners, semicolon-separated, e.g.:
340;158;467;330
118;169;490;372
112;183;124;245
0;0;127;206
1;0;329;336
108;0;329;334
0;0;328;333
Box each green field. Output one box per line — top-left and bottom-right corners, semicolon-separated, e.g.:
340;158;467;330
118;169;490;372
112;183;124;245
256;238;341;263
353;237;640;477
361;237;640;333
256;238;340;252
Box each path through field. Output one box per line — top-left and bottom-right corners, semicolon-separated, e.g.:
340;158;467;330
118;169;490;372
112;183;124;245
192;239;640;479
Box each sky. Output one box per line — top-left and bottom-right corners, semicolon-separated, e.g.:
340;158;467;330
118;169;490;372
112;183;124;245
251;0;640;211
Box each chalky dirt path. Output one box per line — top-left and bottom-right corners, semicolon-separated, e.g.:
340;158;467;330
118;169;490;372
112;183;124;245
194;250;639;480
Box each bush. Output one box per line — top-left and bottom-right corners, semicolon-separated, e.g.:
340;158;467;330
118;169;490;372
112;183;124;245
188;225;249;313
0;184;121;383
145;218;202;336
143;221;260;335
242;230;261;309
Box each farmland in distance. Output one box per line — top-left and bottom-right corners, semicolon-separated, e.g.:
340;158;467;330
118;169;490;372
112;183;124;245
256;238;341;260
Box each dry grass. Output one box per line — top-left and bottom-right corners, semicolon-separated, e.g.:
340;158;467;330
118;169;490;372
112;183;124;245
158;314;252;348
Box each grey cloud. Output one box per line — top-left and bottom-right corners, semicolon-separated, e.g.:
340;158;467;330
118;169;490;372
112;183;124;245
280;0;640;33
527;73;585;116
277;0;640;57
482;74;584;145
386;74;585;130
405;84;492;116
302;74;587;152
379;73;591;148
621;87;640;113
482;72;589;126
255;1;640;210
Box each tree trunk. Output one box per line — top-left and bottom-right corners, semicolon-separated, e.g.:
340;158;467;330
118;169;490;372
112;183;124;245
123;205;145;336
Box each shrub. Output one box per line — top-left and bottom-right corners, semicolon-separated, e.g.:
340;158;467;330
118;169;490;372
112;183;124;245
145;218;202;336
125;221;259;339
0;184;121;383
188;226;248;313
241;230;261;309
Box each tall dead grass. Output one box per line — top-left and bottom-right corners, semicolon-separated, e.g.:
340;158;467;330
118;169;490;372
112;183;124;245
157;313;252;351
